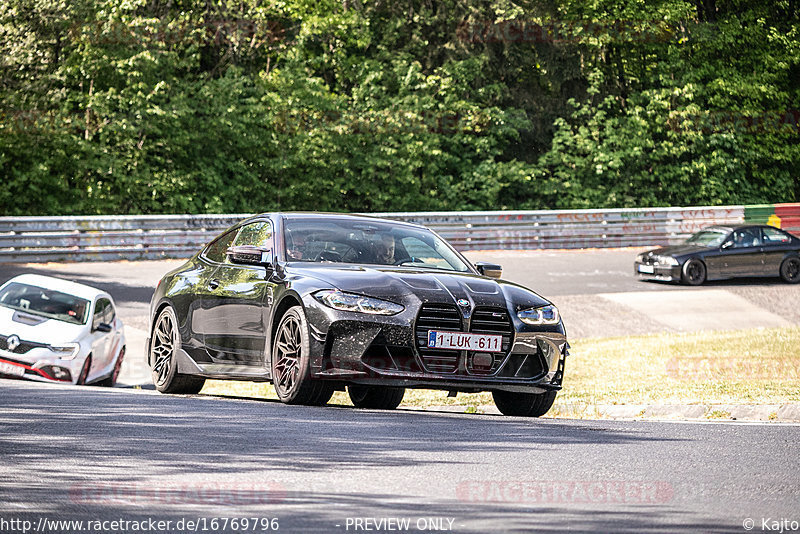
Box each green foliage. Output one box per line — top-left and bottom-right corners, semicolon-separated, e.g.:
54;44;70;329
0;0;798;215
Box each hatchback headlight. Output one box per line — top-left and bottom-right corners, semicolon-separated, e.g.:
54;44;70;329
313;290;404;316
49;343;79;360
517;305;560;325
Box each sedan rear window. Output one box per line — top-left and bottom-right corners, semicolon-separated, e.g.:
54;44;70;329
0;283;90;325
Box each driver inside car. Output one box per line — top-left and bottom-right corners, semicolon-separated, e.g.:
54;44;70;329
375;234;396;264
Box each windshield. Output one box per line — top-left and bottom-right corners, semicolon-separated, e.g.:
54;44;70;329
685;230;729;247
283;218;471;272
0;282;90;325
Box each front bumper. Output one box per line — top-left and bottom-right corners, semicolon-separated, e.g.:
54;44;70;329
634;261;681;282
0;353;74;383
303;295;568;394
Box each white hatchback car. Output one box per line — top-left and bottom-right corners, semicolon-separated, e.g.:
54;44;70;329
0;274;126;386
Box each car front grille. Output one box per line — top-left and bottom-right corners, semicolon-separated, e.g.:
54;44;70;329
467;307;513;375
0;334;48;354
415;304;462;373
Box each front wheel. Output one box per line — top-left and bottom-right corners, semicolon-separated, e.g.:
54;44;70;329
348;386;405;410
150;306;205;394
492;390;557;417
681;259;706;286
780;257;800;284
271;306;334;405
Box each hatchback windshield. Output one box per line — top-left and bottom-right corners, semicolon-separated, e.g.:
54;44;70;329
0;283;90;325
686;230;729;247
283;218;471;272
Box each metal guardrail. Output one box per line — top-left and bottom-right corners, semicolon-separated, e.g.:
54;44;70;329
0;205;798;263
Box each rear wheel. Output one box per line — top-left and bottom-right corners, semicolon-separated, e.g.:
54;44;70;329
492;390;557;417
780;257;800;283
150;306;205;394
97;346;125;387
271;306;334;405
348;386;405;410
681;259;706;286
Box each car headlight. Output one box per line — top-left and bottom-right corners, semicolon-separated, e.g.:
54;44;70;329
49;343;80;360
655;255;679;266
517;305;560;325
313;290;404;316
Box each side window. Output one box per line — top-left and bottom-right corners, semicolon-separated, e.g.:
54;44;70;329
233;221;274;248
762;227;792;245
103;301;115;325
203;229;238;263
93;298;110;330
732;228;761;248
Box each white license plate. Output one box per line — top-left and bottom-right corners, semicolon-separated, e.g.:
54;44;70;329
427;330;503;352
638;264;655;274
0;361;25;377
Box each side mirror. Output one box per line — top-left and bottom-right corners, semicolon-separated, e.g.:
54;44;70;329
94;322;112;333
226;245;274;267
722;240;734;249
475;262;502;279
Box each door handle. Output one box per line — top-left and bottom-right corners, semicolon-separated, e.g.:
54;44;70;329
208;279;221;290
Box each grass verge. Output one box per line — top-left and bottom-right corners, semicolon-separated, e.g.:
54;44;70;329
200;326;800;410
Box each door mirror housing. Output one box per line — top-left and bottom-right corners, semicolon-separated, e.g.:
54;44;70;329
475;262;502;279
226;246;274;268
94;322;112;333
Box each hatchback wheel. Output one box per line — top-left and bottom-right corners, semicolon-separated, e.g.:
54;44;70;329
272;306;333;405
76;356;91;385
780;257;800;284
150;306;205;394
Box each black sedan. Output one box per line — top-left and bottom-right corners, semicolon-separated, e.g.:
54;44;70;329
147;213;567;417
635;224;800;285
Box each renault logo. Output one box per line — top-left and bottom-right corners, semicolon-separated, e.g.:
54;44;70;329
457;299;470;308
6;335;20;352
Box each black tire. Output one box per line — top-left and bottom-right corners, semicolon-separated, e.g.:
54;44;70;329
348;385;405;410
150;306;205;394
681;259;706;286
492;390;557;417
76;355;91;385
97;346;125;387
271;306;333;405
780;256;800;284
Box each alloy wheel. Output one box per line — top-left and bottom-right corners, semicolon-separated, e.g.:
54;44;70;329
274;315;302;395
152;311;176;387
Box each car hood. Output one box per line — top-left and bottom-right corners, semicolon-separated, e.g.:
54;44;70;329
288;264;551;310
642;244;707;257
0;306;87;345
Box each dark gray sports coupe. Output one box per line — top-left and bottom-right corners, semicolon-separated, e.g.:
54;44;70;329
635;224;800;285
147;213;568;416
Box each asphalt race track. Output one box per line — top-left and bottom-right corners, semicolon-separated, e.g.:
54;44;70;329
1;250;799;532
1;379;799;533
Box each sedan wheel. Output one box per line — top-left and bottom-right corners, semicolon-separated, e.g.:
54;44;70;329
271;306;333;405
348;385;405;410
150;306;205;394
492;390;557;417
681;259;706;286
780;257;800;284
